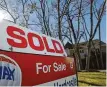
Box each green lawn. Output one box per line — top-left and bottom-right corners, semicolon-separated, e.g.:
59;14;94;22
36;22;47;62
78;72;106;86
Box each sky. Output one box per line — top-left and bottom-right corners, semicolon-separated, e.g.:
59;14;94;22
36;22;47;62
0;0;106;43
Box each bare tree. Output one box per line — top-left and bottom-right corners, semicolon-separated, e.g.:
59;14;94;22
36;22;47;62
85;0;106;70
93;0;106;69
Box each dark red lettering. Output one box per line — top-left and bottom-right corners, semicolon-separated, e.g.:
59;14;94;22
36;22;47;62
7;26;27;48
52;40;64;53
28;33;44;51
42;37;55;53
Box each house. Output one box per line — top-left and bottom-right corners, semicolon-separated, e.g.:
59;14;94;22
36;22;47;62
65;39;106;57
64;39;106;69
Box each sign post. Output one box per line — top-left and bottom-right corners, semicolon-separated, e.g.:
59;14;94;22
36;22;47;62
0;20;77;86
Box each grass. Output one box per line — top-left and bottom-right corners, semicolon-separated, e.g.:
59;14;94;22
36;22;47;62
78;72;106;86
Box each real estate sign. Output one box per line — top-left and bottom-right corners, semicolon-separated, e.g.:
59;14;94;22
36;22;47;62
0;20;77;86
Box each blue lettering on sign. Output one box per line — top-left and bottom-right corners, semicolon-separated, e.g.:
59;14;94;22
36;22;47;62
0;66;15;81
54;78;77;86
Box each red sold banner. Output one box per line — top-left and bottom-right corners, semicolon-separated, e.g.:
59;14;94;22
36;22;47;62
0;20;77;86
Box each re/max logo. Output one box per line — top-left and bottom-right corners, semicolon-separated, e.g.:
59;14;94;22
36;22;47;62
0;66;15;81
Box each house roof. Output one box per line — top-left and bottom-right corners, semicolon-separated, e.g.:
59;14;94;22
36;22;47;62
64;39;106;49
79;39;106;45
64;42;74;49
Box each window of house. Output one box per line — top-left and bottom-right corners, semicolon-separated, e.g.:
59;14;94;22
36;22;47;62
79;49;84;53
82;50;84;53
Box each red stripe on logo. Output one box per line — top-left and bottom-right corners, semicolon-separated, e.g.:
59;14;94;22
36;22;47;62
0;56;16;65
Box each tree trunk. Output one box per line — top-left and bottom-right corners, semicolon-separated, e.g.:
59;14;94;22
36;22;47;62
75;44;83;70
86;40;91;71
99;24;104;69
57;0;62;41
92;41;99;69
